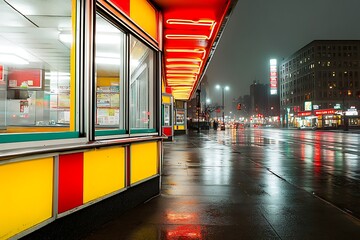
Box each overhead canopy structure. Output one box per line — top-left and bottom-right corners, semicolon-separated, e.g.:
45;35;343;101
152;0;238;100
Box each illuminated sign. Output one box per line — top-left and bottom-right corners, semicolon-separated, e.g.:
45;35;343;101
345;107;358;116
304;101;312;111
314;109;335;115
0;65;3;82
297;111;312;117
334;103;341;110
269;59;277;95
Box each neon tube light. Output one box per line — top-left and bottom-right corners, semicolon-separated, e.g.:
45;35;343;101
166;19;215;27
166;70;199;74
171;86;193;89
168;82;194;85
165;19;217;40
166;49;206;59
167;58;202;63
166;64;200;69
165;35;208;40
166;74;197;78
167;78;196;81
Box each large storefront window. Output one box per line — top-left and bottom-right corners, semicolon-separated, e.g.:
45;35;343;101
0;0;75;137
95;14;125;133
129;36;155;131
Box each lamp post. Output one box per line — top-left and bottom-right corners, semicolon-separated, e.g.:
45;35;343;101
196;89;201;133
205;98;211;121
216;85;229;124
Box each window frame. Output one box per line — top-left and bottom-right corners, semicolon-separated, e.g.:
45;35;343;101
94;13;127;137
0;0;83;145
94;7;159;139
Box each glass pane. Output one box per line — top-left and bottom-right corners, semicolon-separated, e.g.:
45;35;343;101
129;36;155;129
176;110;185;125
95;14;125;130
164;105;170;126
0;0;74;134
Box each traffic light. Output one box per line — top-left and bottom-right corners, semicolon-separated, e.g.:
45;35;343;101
237;103;241;110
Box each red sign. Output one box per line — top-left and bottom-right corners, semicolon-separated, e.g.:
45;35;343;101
0;65;3;82
165;86;172;94
314;109;335;115
297;111;312;117
8;69;43;89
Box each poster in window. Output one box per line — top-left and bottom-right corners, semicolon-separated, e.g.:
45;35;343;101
58;94;70;108
7;69;43;89
20;100;29;113
110;93;120;107
97;93;111;107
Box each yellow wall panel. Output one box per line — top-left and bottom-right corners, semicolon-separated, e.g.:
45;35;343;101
83;147;125;203
0;158;53;239
175;125;185;130
130;0;158;40
97;77;120;87
131;141;158;184
162;96;171;104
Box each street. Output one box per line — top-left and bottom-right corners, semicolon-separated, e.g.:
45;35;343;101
83;128;360;239
210;128;360;219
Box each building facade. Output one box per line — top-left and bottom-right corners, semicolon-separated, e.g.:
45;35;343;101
250;82;268;116
280;40;360;128
249;82;280;126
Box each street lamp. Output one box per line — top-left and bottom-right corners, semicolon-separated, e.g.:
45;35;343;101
216;85;229;124
205;98;211;121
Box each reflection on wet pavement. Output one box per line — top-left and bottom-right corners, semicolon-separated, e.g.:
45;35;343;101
84;129;360;240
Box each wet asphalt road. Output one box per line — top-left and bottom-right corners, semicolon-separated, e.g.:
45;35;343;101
84;128;360;239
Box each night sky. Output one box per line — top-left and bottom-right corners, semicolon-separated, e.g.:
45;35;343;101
205;0;360;105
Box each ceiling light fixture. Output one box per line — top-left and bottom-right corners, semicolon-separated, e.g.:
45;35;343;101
166;19;215;27
166;74;197;77
166;49;206;59
166;64;200;69
167;58;202;63
0;53;29;65
166;70;199;74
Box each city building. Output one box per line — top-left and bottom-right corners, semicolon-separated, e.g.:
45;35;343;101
249;82;280;126
250;81;268;116
280;40;360;129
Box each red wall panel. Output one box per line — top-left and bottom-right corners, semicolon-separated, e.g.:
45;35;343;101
163;127;172;137
58;153;84;214
109;0;130;15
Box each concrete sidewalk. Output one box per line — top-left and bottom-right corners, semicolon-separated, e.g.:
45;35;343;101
83;131;360;239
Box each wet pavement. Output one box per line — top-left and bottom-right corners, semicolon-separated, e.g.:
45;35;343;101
83;128;360;239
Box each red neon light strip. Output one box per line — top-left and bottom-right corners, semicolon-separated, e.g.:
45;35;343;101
165;34;208;40
166;49;206;59
166;19;215;26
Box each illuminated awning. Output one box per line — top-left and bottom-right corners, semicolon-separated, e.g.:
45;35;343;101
152;0;238;100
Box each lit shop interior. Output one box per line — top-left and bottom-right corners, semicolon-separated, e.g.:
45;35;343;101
0;3;155;134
